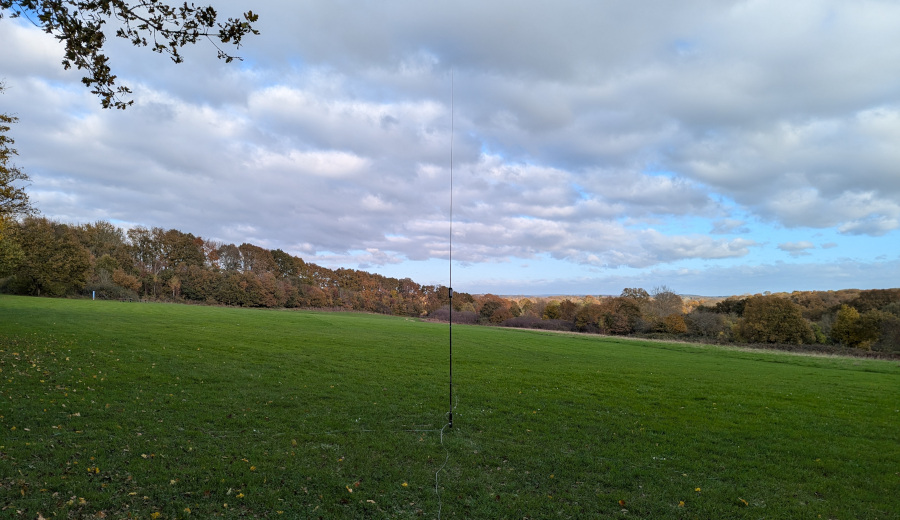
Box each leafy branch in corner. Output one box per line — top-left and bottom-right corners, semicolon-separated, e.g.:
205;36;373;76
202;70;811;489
0;1;259;109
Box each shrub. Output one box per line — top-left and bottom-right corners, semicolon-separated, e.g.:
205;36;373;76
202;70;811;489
532;319;576;332
686;309;733;342
502;315;543;329
84;281;139;301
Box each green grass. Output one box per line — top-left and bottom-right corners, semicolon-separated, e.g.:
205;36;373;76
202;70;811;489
1;295;898;519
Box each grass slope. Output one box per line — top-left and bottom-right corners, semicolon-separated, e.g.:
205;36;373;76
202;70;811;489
1;295;898;519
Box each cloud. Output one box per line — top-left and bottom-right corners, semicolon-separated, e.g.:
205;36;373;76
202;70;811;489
838;216;899;236
710;219;750;235
778;241;816;257
641;232;757;265
251;149;371;178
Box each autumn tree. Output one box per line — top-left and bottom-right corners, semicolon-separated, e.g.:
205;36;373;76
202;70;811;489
112;268;141;292
831;304;860;346
621;287;650;301
737;295;815;344
451;290;475;312
642;286;685;333
0;233;23;280
271;249;300;278
5;217;90;296
597;297;642;335
237;243;275;273
831;304;893;350
0;86;34;237
1;1;259;109
216;243;241;272
160;229;204;268
559;299;578;322
74;220;125;259
854;311;889;350
199;239;221;269
543;301;561;320
874;313;900;353
127;226;164;275
574;302;603;332
477;294;512;324
704;297;748;317
846;289;900;314
517;298;534;316
789;291;831;321
685;309;734;342
648;286;683;316
177;264;218;301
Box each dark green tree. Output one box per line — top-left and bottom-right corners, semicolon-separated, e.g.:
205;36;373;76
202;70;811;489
1;0;259;108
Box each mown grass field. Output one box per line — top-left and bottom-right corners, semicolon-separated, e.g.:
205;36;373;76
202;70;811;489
1;295;898;519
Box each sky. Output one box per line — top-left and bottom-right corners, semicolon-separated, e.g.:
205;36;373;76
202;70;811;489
1;0;898;296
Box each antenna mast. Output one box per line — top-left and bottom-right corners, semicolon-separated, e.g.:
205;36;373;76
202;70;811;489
448;69;454;429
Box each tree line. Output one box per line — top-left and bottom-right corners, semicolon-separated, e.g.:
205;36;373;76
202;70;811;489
460;287;899;354
0;216;897;354
0;217;453;315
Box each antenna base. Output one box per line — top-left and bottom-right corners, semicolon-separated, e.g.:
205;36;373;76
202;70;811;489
448;411;453;428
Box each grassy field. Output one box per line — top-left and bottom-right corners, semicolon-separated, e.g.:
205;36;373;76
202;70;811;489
1;295;898;519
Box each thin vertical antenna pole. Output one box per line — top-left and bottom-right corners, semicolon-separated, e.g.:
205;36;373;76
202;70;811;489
448;70;454;429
